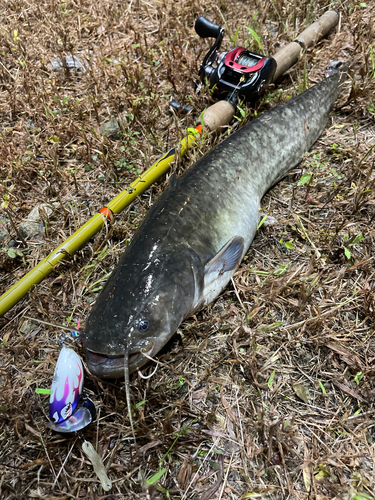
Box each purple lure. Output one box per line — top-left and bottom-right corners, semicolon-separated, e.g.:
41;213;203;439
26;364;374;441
49;347;84;424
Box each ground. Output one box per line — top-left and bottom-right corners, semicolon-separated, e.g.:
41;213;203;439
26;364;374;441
0;0;375;498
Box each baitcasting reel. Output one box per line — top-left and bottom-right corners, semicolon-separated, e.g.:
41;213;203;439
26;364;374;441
195;16;276;101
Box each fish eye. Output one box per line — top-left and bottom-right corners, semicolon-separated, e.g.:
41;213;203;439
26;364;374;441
138;320;149;332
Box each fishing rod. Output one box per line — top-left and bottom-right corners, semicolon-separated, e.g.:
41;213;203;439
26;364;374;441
0;10;339;318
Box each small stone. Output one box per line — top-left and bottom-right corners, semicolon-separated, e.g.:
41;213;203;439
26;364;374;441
18;203;56;240
19;318;39;335
27;203;54;222
19;220;45;241
51;56;88;73
0;216;9;244
101;116;127;140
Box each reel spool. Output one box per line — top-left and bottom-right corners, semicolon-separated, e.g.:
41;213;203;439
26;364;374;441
195;16;276;101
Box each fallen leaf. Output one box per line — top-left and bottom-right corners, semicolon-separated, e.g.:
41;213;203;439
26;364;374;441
220;388;237;424
332;379;365;402
200;455;224;500
302;442;312;493
134;440;162;459
177;452;192;488
292;383;310;403
25;423;41;438
326;342;363;370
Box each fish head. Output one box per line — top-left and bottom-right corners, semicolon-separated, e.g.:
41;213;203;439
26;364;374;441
83;244;201;378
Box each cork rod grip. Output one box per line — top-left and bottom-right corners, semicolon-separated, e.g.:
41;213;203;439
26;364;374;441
272;10;339;82
201;100;236;132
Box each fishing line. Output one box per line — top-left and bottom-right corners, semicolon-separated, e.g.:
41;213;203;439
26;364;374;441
141;352;197;389
227;74;244;103
23;315;84;333
124;346;136;442
53;439;76;488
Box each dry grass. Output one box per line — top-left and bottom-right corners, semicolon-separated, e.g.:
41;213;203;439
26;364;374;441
1;0;375;498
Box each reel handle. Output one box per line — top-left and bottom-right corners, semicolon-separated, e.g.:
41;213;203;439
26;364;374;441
195;16;222;39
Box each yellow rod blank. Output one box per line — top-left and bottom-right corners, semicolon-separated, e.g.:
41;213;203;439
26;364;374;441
0;132;199;317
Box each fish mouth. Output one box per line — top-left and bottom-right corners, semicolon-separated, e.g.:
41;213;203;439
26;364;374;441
85;348;153;379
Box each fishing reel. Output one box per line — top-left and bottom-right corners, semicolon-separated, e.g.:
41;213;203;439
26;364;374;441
195;16;276;101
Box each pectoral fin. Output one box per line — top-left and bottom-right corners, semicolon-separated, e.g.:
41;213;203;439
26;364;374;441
201;236;244;305
204;236;244;281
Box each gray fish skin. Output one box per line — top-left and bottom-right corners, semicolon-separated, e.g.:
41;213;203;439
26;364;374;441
84;65;346;378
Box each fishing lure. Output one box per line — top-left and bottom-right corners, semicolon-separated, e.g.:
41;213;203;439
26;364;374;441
46;346;96;433
49;346;84;423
